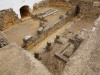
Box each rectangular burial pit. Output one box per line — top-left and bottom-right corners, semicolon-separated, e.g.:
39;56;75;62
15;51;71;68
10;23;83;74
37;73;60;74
54;43;74;62
55;37;83;62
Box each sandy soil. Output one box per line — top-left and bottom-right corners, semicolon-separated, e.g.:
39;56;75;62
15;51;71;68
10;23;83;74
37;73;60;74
3;19;40;46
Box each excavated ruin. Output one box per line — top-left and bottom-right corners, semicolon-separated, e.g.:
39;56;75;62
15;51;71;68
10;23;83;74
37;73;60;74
0;0;100;75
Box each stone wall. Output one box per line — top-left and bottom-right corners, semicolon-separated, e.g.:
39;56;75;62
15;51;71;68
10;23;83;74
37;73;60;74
70;0;100;16
0;8;21;30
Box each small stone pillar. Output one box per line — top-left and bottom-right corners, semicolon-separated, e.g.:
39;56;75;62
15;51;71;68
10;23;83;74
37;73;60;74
34;53;42;60
54;35;60;43
45;42;53;51
56;35;60;39
54;35;63;44
34;53;39;58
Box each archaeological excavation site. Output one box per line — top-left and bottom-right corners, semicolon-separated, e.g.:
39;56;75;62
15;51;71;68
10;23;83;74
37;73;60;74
0;0;100;75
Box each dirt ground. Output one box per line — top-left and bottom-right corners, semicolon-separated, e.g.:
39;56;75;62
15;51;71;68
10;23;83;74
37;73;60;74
3;19;40;46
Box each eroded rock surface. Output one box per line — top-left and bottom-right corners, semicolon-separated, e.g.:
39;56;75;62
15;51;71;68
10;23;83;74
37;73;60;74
0;8;21;30
0;43;51;75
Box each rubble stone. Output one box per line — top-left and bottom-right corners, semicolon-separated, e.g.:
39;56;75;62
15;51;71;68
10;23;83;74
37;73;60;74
0;8;21;30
